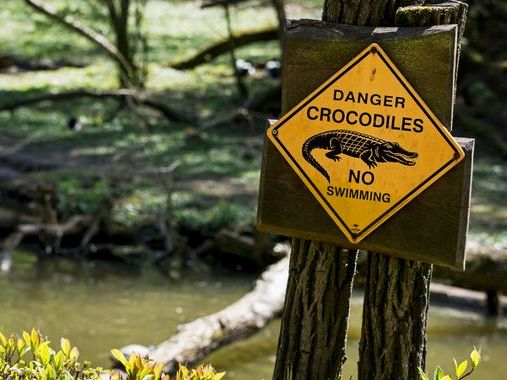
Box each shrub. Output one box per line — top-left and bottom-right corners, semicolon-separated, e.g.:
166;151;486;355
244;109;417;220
0;329;225;380
111;349;225;380
0;329;102;379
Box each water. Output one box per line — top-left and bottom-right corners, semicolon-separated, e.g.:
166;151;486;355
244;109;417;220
1;252;506;379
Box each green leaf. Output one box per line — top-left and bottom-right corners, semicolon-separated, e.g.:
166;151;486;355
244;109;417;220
22;331;31;347
46;364;57;380
433;366;444;380
53;351;65;372
0;332;7;346
69;347;79;361
110;349;128;367
470;348;481;369
36;342;51;366
60;338;71;356
440;376;451;380
31;329;40;348
128;352;137;374
17;338;25;352
456;360;468;378
153;363;163;380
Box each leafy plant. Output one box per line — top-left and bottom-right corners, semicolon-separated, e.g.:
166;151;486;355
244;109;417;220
0;329;103;380
0;330;225;380
111;349;165;380
419;348;481;380
111;349;225;380
173;364;225;380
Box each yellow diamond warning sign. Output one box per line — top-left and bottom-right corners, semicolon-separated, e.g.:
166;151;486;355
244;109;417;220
267;43;465;244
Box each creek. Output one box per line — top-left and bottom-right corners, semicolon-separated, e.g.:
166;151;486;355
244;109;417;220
0;251;506;379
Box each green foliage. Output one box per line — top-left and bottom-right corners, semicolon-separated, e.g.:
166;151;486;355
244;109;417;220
174;200;254;233
110;349;165;380
110;350;225;380
0;329;225;380
56;177;112;217
173;364;225;380
419;348;481;380
0;329;103;380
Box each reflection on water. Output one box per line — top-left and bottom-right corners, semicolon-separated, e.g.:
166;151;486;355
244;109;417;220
1;251;506;379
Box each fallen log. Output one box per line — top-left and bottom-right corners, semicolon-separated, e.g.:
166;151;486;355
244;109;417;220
0;89;193;124
119;242;290;373
1;215;92;273
168;27;278;70
0;54;86;72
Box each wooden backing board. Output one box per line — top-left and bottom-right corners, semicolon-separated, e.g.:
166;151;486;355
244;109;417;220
257;20;474;269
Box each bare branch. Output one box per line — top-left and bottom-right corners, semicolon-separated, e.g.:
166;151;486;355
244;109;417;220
23;0;134;75
0;89;194;123
168;27;278;70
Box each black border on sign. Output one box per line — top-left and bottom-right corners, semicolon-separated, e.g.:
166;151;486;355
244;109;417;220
272;47;461;240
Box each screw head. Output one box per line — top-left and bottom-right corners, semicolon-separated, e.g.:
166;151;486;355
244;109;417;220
272;129;278;136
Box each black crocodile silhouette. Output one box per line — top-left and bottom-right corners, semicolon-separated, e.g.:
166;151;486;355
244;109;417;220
302;129;418;182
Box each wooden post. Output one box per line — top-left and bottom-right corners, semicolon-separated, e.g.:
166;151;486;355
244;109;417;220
358;2;468;379
271;1;426;379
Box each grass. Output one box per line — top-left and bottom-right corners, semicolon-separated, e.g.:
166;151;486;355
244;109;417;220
0;0;505;248
0;0;281;236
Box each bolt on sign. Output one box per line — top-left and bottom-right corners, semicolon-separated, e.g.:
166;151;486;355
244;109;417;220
267;43;465;244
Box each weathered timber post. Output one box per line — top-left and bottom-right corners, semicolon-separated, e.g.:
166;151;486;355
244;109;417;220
270;1;427;380
358;2;468;379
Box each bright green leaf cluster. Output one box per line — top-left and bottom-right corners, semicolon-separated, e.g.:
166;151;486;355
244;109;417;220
111;349;166;380
111;350;226;380
174;364;225;380
419;348;481;380
0;329;103;380
1;330;226;380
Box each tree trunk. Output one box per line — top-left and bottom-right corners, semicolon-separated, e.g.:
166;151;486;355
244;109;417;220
272;2;394;379
272;1;425;379
358;255;432;379
272;241;357;380
358;2;468;379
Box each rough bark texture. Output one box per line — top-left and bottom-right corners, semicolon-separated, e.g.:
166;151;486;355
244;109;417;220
358;2;468;379
273;241;357;380
118;244;290;374
358;255;432;379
